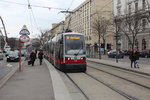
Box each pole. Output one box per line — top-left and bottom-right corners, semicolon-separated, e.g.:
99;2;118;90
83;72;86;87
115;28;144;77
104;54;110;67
0;16;8;43
98;35;101;59
116;35;118;63
19;41;22;71
115;19;119;63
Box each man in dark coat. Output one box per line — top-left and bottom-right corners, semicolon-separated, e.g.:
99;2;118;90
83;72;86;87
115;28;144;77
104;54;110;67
29;50;37;66
38;50;44;65
129;51;136;68
134;51;140;68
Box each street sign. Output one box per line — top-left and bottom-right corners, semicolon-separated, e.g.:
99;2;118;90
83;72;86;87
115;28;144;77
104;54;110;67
19;35;30;43
19;25;30;35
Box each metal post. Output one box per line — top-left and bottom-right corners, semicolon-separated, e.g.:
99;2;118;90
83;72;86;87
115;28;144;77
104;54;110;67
116;35;118;63
0;16;8;43
115;19;119;63
19;42;22;71
98;36;101;59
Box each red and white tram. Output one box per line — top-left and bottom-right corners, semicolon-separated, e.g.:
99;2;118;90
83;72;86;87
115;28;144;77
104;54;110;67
44;32;87;72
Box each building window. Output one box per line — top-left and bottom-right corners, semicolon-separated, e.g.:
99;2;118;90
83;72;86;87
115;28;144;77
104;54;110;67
128;41;132;49
117;0;121;4
142;0;146;10
117;7;121;16
128;4;131;14
142;19;146;29
142;39;146;50
135;39;139;50
89;36;91;40
135;2;138;12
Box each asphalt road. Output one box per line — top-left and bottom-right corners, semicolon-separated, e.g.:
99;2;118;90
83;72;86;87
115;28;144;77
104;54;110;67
0;58;19;80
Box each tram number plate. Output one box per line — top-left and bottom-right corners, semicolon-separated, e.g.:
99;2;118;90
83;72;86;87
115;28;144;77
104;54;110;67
74;56;77;62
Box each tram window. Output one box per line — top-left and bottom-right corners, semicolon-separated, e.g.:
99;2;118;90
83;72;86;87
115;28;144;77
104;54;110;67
65;35;85;55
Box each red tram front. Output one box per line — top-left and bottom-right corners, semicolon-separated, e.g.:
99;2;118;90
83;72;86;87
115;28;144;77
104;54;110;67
44;32;87;72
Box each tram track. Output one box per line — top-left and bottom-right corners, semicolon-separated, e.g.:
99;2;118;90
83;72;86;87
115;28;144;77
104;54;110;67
87;62;150;90
65;73;90;100
64;61;150;100
85;72;138;100
66;72;138;100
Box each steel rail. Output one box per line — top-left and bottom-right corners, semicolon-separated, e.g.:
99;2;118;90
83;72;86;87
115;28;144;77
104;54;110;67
85;71;138;100
87;64;150;90
65;73;90;100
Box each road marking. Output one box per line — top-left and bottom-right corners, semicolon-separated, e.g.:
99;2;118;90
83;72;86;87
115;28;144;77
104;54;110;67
6;64;13;67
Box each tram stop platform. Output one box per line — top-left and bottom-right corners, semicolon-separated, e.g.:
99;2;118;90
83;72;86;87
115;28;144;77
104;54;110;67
0;58;149;100
87;58;150;76
0;59;81;100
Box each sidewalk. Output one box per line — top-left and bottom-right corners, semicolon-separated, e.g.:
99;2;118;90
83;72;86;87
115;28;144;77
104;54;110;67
87;58;150;76
0;59;55;100
0;58;86;100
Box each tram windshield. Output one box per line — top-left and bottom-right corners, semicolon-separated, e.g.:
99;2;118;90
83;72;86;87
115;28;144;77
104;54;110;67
65;35;85;55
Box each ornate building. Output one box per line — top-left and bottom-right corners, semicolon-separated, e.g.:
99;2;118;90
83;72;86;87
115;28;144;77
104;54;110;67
113;0;150;51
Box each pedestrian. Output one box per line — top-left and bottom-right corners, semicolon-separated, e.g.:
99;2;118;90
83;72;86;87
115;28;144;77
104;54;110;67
38;50;44;65
29;50;37;66
129;51;136;68
135;51;140;68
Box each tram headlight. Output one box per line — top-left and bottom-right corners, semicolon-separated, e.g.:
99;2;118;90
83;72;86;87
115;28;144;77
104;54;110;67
65;57;71;60
80;57;86;60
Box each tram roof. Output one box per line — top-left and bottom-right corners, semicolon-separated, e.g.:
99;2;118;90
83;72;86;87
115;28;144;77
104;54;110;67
62;32;83;35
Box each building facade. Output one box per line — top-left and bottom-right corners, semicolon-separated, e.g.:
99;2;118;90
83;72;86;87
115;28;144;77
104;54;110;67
65;0;114;51
113;0;150;51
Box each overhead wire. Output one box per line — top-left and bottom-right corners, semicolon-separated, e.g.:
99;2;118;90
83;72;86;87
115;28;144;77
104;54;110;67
99;0;113;11
62;0;75;32
26;0;38;35
66;0;74;11
0;0;67;10
28;9;33;34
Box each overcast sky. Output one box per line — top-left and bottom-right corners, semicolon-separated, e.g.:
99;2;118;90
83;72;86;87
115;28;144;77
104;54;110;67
0;0;85;38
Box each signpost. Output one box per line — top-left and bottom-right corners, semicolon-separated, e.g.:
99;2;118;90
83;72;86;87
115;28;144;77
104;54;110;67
19;25;30;71
19;25;30;35
19;35;30;43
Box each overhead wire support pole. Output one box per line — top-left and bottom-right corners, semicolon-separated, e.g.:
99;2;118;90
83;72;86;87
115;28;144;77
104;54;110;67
60;10;75;32
0;16;8;43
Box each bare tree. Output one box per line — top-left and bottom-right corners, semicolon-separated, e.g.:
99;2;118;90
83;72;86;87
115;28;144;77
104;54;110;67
92;14;111;59
37;30;50;47
114;12;143;53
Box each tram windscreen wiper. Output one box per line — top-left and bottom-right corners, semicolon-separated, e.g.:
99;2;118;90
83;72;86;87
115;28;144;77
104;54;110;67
74;46;82;56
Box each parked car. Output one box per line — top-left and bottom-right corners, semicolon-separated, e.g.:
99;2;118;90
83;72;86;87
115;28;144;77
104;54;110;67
107;50;124;58
7;51;19;62
21;49;26;56
122;50;132;55
0;50;4;60
5;50;11;57
140;49;150;58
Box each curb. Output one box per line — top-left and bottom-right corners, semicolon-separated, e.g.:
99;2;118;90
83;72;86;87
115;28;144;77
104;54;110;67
44;59;73;100
0;59;24;88
87;59;150;76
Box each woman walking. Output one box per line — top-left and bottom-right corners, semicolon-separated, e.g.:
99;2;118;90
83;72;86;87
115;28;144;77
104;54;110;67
38;50;44;65
29;50;37;66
